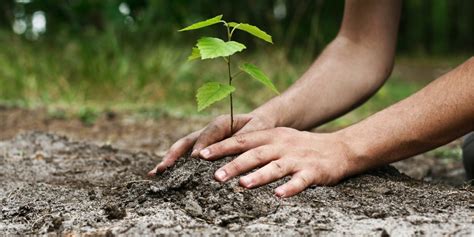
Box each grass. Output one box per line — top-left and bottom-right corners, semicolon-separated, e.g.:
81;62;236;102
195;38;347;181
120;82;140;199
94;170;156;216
0;30;302;117
0;30;465;129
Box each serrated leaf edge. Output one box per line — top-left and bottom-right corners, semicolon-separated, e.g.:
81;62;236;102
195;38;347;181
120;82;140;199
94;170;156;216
196;82;235;111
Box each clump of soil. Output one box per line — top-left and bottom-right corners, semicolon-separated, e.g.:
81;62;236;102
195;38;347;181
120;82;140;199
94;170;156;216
0;132;472;235
103;204;127;220
149;154;279;226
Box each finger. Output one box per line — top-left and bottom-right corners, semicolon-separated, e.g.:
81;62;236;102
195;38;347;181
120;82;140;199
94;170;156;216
199;130;274;160
239;159;293;189
214;145;280;182
191;114;252;156
275;171;314;198
147;130;201;176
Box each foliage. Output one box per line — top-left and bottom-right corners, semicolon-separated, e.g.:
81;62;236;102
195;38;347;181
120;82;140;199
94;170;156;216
195;37;246;60
1;1;472;56
179;15;279;130
178;15;223;32
239;63;279;94
196;82;235;112
227;22;273;44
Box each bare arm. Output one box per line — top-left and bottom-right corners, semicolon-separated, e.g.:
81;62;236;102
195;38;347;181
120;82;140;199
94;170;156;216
341;57;474;176
254;0;402;130
149;0;402;175
201;57;474;198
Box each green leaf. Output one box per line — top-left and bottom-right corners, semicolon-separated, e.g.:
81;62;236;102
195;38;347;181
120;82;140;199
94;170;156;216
197;37;246;59
240;63;279;94
179;15;223;31
196;82;235;111
228;22;273;44
187;47;201;61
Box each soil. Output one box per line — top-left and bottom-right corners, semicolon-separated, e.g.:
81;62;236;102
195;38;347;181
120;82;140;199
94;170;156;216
1;132;473;235
1;107;473;235
0;107;466;186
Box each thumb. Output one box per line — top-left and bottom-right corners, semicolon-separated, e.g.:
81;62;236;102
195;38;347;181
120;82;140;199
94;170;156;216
234;116;274;136
191;114;252;156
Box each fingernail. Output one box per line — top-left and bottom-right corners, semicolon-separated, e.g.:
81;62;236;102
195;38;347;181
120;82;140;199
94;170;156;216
191;149;198;157
275;187;285;198
214;169;227;181
240;176;254;188
200;148;211;159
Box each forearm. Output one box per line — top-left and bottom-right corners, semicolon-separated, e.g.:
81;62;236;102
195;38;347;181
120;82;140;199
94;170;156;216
340;57;474;175
253;37;394;130
252;0;401;130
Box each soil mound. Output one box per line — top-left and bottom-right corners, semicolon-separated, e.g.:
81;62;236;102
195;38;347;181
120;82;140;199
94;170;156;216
0;132;472;235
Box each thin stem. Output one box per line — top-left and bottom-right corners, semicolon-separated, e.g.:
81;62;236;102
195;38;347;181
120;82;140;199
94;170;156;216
228;56;233;134
229;23;241;38
225;23;234;134
225;21;231;39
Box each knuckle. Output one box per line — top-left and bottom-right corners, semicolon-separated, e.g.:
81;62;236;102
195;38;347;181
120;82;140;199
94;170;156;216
270;160;286;174
233;135;247;145
284;157;298;171
227;160;243;173
297;175;312;188
209;123;222;132
207;143;220;154
252;148;266;163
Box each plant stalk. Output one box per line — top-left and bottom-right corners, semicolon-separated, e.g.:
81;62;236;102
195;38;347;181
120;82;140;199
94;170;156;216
225;22;234;134
227;55;233;134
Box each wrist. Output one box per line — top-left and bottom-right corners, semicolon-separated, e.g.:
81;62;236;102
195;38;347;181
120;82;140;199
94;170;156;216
250;97;283;128
333;128;373;177
251;96;293;128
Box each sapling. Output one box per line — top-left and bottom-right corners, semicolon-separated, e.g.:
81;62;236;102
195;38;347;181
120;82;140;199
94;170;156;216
179;15;279;133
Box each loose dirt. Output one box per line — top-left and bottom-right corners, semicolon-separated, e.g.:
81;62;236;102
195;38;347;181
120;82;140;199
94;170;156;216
1;132;472;235
0;107;466;186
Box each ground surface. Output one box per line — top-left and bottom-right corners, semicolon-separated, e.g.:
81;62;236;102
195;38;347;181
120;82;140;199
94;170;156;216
0;107;467;185
1;108;473;235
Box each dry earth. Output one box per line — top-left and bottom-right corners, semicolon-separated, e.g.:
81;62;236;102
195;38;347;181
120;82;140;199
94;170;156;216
0;107;473;235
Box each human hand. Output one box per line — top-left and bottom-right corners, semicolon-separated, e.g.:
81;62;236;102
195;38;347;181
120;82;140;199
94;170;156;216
147;113;277;176
198;127;354;198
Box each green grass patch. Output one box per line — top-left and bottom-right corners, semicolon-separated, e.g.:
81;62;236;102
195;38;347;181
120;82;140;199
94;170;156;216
1;31;463;129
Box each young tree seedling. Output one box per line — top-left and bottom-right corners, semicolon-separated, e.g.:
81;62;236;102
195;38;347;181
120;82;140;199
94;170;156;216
179;15;279;133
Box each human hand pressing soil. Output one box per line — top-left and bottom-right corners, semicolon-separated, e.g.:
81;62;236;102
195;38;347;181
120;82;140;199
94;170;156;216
197;127;352;198
148;112;276;175
148;1;473;198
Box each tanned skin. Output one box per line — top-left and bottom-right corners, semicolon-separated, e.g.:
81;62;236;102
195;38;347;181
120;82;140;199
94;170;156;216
149;0;474;198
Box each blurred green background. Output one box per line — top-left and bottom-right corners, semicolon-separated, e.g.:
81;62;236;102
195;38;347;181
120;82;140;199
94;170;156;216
0;0;472;127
